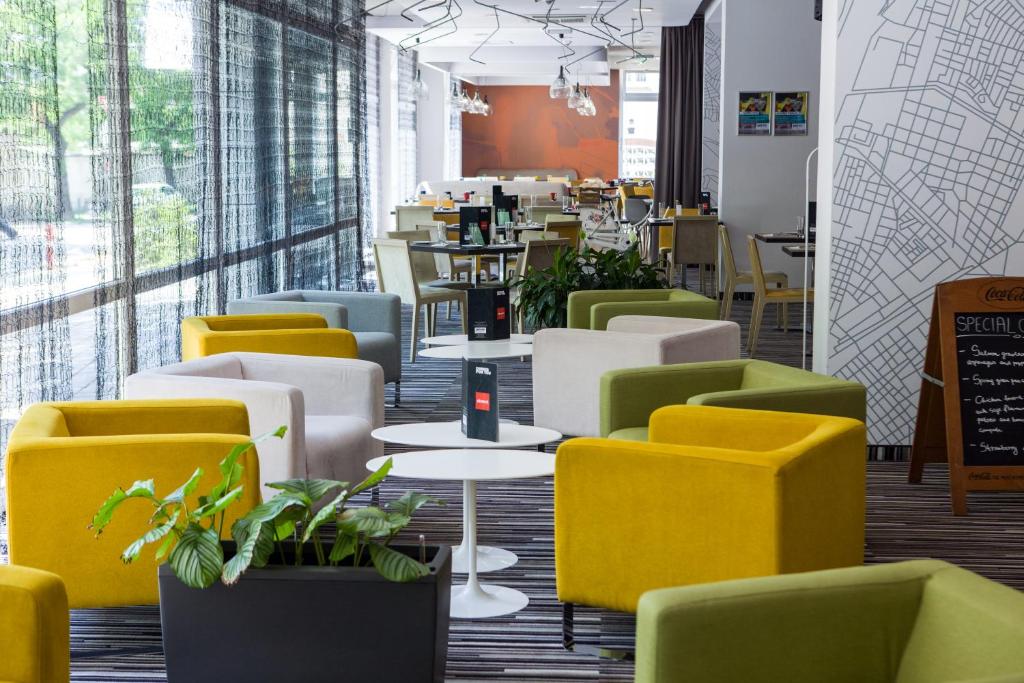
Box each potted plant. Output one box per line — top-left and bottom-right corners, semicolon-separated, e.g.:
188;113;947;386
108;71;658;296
92;428;451;683
512;244;665;329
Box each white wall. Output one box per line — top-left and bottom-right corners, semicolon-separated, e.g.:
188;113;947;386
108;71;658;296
718;0;821;287
815;0;1024;445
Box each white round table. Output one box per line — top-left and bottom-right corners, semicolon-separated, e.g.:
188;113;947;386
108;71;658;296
419;342;533;360
372;421;561;574
422;333;533;346
367;449;555;619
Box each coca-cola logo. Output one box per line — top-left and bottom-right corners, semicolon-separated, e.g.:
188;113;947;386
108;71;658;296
981;281;1024;308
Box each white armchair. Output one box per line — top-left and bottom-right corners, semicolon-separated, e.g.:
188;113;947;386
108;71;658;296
124;352;384;498
532;316;741;437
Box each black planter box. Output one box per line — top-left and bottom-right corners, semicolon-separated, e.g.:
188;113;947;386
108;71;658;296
158;543;451;683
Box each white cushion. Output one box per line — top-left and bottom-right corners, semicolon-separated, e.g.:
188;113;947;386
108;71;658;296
304;415;376;485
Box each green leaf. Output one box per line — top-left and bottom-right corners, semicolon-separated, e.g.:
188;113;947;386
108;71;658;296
351;457;392;495
328;532;357;564
168;523;224;589
194;485;245;519
368;543;430;583
211;426;288;500
266;479;348;504
162;468;203;505
154;532;176;563
231;518;277;569
243;492;309;524
301;488;350;544
337;506;409;537
121;510;180;564
386;491;443;517
91;479;156;535
222;518;276;583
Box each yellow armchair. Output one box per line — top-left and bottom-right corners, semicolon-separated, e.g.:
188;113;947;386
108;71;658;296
4;400;262;608
555;406;866;615
0;565;69;683
181;313;358;361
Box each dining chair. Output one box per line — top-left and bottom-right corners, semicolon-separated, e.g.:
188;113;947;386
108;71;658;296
545;213;579;226
528;206;564;225
719;226;788;321
373;238;468;361
415;222;473;284
668;216;718;295
388;229;472;324
545;220;582;250
395;205;435;229
416;195;437;206
623;197;651;226
510;238;573;332
747;236;813;357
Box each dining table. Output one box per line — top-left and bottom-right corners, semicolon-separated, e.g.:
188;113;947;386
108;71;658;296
408;240;525;286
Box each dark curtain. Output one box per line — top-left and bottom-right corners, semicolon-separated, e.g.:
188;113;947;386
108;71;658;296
655;18;704;208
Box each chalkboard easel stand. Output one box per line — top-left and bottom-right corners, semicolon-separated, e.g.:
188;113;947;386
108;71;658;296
909;278;1024;515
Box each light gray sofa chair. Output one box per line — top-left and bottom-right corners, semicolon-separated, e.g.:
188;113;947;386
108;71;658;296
227;290;402;402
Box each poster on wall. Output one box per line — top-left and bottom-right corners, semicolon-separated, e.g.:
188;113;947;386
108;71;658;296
737;91;771;136
773;91;809;135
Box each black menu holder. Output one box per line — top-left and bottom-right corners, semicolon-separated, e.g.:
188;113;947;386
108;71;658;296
467;287;511;341
462;359;499;441
459;206;492;245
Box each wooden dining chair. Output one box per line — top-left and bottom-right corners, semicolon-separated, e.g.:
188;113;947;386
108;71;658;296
545;220;582;250
747;236;813;357
395;205;435;229
720;226;789;321
373;238;468;362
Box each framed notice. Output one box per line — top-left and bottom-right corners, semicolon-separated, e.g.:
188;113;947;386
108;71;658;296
773;91;809;135
462;359;499;442
909;277;1024;514
738;91;771;136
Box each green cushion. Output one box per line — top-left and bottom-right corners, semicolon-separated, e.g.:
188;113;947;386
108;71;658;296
607;427;649;441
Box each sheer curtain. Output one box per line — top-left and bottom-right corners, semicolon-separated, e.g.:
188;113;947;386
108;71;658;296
0;0;371;457
395;48;419;202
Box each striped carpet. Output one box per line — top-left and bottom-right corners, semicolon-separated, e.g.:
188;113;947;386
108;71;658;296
12;292;1024;680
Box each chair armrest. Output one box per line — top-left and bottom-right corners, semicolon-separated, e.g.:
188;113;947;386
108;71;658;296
236;353;385;430
48;399;250;437
555;437;779;613
591;300;719;331
189;328;358;361
0;565;69;683
635;561;940;683
300;291;401;339
226;300;348;329
692;383;867;423
567;290;669;329
123;375;305;491
649;404;845;452
600;361;746;436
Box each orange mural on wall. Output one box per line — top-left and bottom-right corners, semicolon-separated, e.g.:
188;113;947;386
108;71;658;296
462;71;620;180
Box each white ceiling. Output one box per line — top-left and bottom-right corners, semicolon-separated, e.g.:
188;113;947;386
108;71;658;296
366;0;700;85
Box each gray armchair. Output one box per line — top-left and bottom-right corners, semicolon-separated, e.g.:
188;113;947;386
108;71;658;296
227;290;402;401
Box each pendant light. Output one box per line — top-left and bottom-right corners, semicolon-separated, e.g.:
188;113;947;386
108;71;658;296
567;83;583;110
413;68;429;99
582;88;596;117
449;81;462;109
481;95;492;117
470;91;485;114
458;88;472;112
549;65;571;99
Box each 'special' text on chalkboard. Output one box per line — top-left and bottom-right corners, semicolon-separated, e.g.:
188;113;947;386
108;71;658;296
955;312;1024;466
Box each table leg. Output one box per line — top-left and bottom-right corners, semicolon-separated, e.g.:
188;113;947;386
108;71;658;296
498;252;507;282
452;478;518;573
450;480;529;619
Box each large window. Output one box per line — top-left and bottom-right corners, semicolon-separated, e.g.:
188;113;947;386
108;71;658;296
0;0;370;447
620;70;659;178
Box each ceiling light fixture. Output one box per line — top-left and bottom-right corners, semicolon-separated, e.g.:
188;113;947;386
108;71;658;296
549;65;571;99
413;68;429;99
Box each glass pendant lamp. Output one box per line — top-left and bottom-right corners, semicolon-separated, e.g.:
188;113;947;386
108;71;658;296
413;69;429;99
481;95;492;116
450;82;462;109
549;65;571;99
568;83;583;110
458;88;472;112
470;91;485;114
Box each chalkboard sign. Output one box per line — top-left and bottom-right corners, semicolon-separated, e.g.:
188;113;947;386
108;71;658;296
953;313;1024;466
910;278;1024;514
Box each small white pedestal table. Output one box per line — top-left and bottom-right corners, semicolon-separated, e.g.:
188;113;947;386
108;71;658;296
366;449;555;619
422;333;534;346
371;422;561;575
418;341;533;360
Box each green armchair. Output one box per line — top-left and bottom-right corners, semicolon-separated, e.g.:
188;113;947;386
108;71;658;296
600;359;866;440
636;560;1024;683
567;289;719;330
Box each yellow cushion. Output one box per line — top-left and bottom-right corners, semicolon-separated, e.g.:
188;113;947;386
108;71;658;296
607;426;649;441
555;405;866;613
0;565;68;683
5;400;262;608
181;314;357;361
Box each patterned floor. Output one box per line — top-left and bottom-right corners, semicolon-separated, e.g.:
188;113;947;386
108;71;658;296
11;293;1024;681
